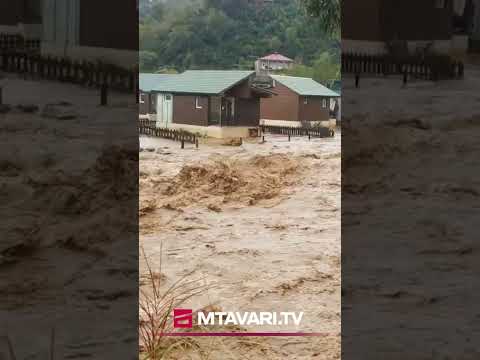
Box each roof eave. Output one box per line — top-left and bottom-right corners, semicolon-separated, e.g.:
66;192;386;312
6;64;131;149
220;72;255;94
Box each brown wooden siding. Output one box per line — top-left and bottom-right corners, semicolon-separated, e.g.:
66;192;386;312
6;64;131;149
209;96;222;125
342;0;384;41
298;97;331;123
172;95;209;127
226;78;253;98
0;3;21;25
0;1;40;26
260;82;299;122
23;0;42;23
234;98;260;127
382;0;453;41
79;0;138;50
342;0;453;42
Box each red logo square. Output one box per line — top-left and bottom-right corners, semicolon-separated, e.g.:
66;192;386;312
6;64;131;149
173;309;193;328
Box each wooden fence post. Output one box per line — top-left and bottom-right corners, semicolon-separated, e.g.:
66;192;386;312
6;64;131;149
100;83;108;106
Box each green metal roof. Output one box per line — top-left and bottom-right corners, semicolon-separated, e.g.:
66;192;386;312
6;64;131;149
150;70;256;95
139;73;178;92
271;75;340;97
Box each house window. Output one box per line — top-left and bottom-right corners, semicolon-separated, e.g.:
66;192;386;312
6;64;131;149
304;97;308;105
322;99;328;108
139;93;146;104
195;97;203;109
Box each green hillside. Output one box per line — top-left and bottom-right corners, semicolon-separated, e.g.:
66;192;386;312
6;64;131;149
140;0;340;83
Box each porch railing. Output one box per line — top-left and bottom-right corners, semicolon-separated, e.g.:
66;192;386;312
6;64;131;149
260;125;334;138
0;34;137;93
139;119;198;145
342;53;464;80
0;34;40;53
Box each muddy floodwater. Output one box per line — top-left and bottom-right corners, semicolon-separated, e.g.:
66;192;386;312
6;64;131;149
0;76;137;359
140;133;341;359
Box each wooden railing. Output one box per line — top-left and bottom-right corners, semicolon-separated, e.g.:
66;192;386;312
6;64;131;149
0;33;137;93
0;51;137;92
260;125;334;138
342;53;464;80
0;34;40;53
139;119;198;146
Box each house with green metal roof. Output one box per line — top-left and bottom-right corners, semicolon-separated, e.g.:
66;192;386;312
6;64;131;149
139;73;178;118
260;75;340;127
140;70;273;138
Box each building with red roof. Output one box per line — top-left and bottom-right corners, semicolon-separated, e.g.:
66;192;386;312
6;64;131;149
255;52;294;74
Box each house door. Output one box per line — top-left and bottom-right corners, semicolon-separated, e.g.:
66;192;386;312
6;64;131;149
157;94;173;127
221;97;234;126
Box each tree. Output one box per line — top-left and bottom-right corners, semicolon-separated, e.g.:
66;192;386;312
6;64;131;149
311;51;340;84
284;51;339;84
140;51;159;71
301;0;340;35
139;0;340;72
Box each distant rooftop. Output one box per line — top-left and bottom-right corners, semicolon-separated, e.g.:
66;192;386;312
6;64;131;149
271;75;340;97
259;53;294;62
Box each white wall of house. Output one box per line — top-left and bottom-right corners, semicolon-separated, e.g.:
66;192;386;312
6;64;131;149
255;59;293;72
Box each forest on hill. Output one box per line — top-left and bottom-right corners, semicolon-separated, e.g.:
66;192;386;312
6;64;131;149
140;0;340;84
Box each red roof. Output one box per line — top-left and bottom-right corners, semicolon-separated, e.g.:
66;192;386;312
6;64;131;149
260;53;294;62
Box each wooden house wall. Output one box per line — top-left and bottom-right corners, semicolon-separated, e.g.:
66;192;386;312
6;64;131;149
234;98;261;127
0;1;41;26
298;97;331;122
23;0;43;23
225;78;253;98
342;0;454;42
0;3;22;26
172;95;209;127
342;0;384;41
382;0;453;41
79;0;138;50
260;82;299;122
